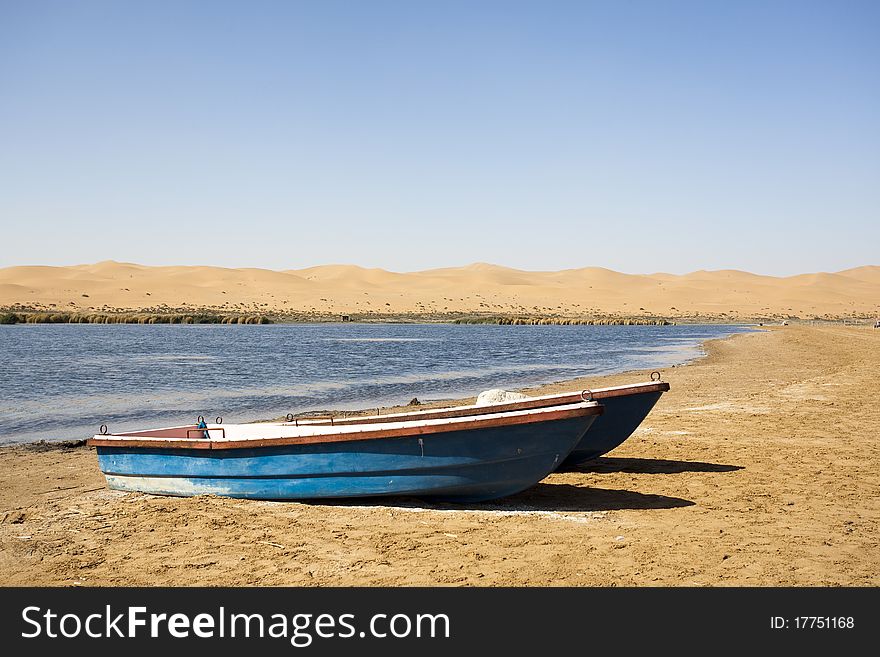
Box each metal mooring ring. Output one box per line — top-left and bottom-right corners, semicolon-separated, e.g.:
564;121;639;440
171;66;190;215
286;413;294;422
581;389;593;402
99;424;108;435
215;416;223;425
651;371;662;382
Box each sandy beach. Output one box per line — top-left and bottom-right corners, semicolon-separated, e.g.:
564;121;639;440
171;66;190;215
1;324;878;586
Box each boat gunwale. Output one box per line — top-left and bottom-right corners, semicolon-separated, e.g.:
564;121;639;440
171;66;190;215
87;402;603;451
288;381;670;427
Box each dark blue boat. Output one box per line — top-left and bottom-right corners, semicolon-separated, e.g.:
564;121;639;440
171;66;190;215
287;380;670;468
559;382;668;467
88;402;602;503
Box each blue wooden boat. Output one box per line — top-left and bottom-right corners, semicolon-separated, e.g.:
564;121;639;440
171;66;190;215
559;381;668;466
288;378;669;468
87;402;602;503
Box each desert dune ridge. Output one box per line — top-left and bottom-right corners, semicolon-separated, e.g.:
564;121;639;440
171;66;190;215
0;261;878;322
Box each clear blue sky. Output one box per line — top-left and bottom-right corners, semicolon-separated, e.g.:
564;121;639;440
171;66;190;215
1;0;877;275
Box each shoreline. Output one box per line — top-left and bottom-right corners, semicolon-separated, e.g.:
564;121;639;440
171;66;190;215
1;324;878;585
1;324;748;447
261;329;745;424
0;309;699;326
3;307;875;326
3;325;749;453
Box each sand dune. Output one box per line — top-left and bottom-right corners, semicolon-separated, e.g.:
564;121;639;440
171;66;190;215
835;266;880;284
0;261;878;320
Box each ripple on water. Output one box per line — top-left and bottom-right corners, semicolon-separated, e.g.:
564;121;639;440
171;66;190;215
0;323;751;444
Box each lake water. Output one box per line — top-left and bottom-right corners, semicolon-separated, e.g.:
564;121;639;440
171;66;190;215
0;323;749;444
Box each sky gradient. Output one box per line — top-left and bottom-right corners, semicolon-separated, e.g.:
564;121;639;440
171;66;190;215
1;0;878;275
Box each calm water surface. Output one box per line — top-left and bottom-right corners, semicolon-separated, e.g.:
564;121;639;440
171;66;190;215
0;323;749;444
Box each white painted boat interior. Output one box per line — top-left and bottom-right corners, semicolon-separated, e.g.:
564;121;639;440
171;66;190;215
92;400;601;444
284;381;661;425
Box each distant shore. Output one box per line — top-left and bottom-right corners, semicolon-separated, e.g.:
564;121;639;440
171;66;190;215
1;308;674;325
1;324;878;586
1;307;872;326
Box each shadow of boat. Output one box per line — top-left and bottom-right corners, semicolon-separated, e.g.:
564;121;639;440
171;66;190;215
320;482;695;513
562;456;744;475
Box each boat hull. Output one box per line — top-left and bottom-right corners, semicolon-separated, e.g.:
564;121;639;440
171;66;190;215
561;390;664;466
96;414;596;502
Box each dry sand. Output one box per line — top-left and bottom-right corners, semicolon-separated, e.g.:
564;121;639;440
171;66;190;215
1;324;878;586
2;261;879;321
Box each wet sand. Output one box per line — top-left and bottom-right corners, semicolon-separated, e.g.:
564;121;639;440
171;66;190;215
1;325;878;586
